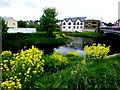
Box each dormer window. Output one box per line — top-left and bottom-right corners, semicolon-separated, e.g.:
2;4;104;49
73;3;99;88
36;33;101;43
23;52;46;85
63;22;66;25
77;22;79;25
68;22;71;25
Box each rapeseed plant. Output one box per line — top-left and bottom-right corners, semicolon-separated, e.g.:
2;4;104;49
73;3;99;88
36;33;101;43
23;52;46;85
84;43;110;62
2;45;45;89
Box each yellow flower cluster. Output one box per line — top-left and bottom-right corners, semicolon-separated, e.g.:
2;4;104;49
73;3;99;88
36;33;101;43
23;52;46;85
2;79;22;89
1;50;12;55
51;54;68;64
84;43;110;61
55;33;69;39
55;34;63;39
54;50;62;55
67;51;80;56
2;46;45;89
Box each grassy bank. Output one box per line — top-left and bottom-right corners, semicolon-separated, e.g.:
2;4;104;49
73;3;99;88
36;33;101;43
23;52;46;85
1;47;120;89
2;33;72;52
36;54;120;89
64;31;103;37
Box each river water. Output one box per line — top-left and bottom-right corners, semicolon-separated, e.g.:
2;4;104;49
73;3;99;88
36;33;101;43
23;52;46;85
51;34;120;57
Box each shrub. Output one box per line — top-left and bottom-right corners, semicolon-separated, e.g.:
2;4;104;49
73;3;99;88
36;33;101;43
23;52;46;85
54;50;62;55
84;43;110;62
2;46;45;89
55;33;70;39
1;51;12;55
43;54;68;73
66;51;80;56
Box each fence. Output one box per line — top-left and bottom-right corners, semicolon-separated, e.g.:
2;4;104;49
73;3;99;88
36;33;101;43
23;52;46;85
7;28;36;33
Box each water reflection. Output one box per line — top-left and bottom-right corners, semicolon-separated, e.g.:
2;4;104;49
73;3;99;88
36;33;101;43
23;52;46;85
54;37;97;57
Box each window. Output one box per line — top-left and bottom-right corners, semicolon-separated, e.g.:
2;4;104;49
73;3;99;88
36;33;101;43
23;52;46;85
92;22;97;24
77;22;79;25
91;26;97;28
77;26;79;29
81;22;83;25
63;26;65;28
80;26;83;29
73;26;76;29
68;22;71;25
13;23;15;25
63;22;66;25
68;26;71;29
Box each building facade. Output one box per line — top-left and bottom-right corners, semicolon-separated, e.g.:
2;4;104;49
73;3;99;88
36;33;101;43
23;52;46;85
84;20;100;31
2;17;17;28
114;19;120;27
62;17;86;32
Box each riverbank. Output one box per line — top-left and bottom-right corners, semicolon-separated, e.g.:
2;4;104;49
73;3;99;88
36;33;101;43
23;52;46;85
64;31;103;38
2;46;120;89
2;33;72;52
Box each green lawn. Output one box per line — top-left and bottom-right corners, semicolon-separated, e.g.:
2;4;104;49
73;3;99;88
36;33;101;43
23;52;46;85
2;33;72;52
64;31;103;37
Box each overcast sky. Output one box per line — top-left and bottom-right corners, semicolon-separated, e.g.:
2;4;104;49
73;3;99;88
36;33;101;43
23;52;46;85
0;0;119;23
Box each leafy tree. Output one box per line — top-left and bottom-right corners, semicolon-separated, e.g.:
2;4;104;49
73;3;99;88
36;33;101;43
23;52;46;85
105;22;114;26
39;7;58;36
18;20;27;28
0;17;8;33
27;23;35;28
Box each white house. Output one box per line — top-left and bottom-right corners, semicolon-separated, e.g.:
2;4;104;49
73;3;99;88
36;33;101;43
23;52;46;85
2;17;18;28
62;17;86;32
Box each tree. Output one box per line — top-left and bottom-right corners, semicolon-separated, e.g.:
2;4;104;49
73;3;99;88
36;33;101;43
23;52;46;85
0;17;8;33
105;22;114;26
39;7;58;36
18;20;27;28
27;23;35;28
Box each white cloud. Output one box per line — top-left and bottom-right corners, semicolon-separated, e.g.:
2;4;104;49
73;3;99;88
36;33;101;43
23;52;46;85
0;0;119;23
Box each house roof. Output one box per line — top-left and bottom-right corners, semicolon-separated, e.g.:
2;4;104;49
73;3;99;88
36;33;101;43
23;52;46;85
2;17;15;21
63;17;86;22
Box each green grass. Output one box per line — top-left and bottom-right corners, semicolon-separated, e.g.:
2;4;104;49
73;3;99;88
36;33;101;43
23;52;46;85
2;47;120;89
34;54;120;89
65;31;103;37
2;33;72;52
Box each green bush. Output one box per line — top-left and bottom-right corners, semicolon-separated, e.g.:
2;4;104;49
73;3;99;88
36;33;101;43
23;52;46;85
42;54;68;73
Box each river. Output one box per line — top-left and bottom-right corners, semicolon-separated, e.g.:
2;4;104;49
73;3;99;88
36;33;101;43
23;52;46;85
47;34;120;57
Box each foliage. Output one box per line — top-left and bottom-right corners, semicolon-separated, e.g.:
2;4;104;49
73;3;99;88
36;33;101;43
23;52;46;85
2;33;72;53
84;43;110;62
65;31;103;37
2;46;45;89
0;17;8;33
54;50;62;55
66;51;80;56
27;23;35;28
1;45;120;89
104;22;114;26
42;54;68;73
55;33;70;39
1;51;12;55
39;7;58;36
34;54;120;89
18;20;27;28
